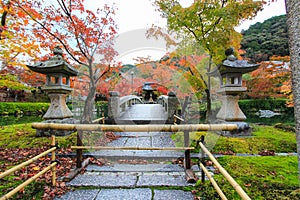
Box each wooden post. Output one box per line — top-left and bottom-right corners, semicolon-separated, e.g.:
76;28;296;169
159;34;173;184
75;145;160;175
51;135;56;186
184;131;191;169
102;112;105;124
200;135;205;183
76;131;83;168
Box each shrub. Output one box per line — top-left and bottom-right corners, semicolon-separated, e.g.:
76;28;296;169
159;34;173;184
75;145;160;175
0;102;49;115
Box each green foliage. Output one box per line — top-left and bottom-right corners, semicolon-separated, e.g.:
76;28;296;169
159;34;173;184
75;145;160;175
241;15;289;62
238;99;295;125
0;102;49;115
0;74;31;91
95;101;108;116
155;0;263;63
239;99;293;113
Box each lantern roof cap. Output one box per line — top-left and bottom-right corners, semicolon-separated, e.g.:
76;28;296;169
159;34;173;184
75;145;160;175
208;48;260;77
27;46;78;76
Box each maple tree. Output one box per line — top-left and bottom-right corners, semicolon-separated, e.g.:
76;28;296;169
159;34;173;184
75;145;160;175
244;56;291;100
12;0;119;123
0;0;41;69
152;0;264;122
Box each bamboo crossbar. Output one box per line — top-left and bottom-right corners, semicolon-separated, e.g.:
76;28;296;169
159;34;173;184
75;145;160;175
0;147;56;179
31;123;237;132
92;117;105;124
71;146;194;150
199;142;251;200
174;115;184;122
199;163;228;200
0;162;57;200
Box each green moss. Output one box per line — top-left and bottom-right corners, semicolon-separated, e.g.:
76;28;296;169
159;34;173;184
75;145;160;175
0;123;77;148
172;124;297;154
196;156;299;199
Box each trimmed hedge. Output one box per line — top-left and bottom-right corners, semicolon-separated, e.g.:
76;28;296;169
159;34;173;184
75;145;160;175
0;102;50;115
239;99;293;113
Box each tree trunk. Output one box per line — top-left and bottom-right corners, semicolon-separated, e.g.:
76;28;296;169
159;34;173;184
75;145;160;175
285;0;300;183
206;55;213;123
81;84;96;124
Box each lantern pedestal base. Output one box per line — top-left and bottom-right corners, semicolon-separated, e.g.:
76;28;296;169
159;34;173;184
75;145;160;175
35;118;79;137
214;120;252;137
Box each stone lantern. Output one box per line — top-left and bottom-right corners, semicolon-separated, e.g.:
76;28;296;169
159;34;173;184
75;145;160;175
208;48;260;135
27;46;79;136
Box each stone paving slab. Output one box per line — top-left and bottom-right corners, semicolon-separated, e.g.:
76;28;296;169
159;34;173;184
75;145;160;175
96;188;152;200
137;174;190;187
152;135;176;147
107;137;127;146
89;150;184;160
125;137;151;147
54;189;99;200
86;163;185;172
55;188;194;200
67;173;137;188
153;190;194;200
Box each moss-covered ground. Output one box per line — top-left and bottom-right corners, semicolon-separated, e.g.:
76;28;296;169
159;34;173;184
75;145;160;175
0;123;299;199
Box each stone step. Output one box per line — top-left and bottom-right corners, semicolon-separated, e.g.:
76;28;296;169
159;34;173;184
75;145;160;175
54;188;194;200
86;163;201;173
86;150;185;161
67;171;193;188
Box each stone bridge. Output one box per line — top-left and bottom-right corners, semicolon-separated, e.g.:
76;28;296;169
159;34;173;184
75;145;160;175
107;91;180;124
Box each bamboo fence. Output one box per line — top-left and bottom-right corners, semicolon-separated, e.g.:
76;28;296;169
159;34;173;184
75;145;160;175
0;136;57;200
199;141;251;200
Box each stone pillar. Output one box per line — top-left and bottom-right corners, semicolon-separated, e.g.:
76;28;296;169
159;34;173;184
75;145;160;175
167;91;179;123
216;95;246;121
43;93;73;119
108;91;120;123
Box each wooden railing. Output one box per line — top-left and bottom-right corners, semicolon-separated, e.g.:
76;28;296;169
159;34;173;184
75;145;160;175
197;136;251;200
0;136;57;200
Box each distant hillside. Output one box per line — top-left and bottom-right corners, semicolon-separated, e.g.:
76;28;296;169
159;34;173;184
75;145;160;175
240;15;289;62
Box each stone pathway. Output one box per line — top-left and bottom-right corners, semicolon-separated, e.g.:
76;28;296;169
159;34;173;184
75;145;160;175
55;130;200;199
55;109;201;200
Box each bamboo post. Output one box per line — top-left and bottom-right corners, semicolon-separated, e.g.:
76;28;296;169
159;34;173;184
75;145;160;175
184;130;191;169
199;142;251;200
76;130;83;168
199;162;228;200
102;112;105;124
200;135;206;183
51;135;56;186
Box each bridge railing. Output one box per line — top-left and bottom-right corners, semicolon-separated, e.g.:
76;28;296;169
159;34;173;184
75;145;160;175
107;92;143;122
157;92;180;123
119;95;143;113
